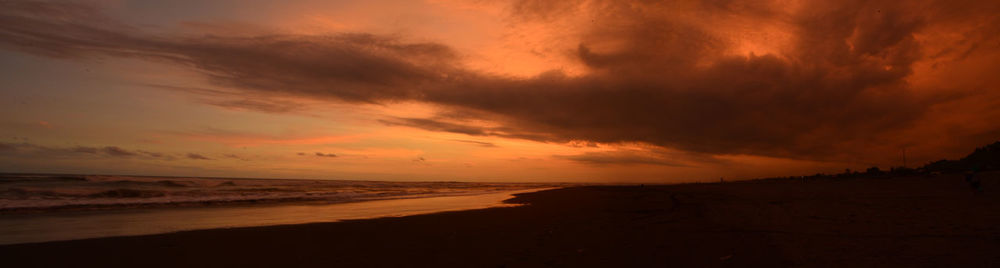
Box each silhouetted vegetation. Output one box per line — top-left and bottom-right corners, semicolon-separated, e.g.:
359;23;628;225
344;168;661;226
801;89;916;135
923;141;1000;173
754;141;1000;182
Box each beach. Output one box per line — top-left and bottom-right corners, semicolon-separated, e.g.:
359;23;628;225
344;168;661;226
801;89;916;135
3;173;999;267
3;1;1000;267
0;188;552;245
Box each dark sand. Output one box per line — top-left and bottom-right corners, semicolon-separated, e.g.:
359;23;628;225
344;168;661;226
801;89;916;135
3;173;999;267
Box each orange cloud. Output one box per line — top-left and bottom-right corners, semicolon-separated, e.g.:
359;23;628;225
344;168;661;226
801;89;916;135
174;129;362;147
2;0;999;174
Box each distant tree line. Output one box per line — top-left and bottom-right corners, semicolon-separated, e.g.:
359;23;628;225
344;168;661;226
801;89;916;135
922;141;1000;173
756;141;1000;182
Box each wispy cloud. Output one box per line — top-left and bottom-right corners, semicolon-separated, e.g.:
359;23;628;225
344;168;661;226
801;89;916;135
555;150;687;167
144;84;307;114
103;146;137;157
295;152;338;158
314;152;337;157
222;153;250;161
186;153;212;160
170;127;358;147
449;139;497;147
0;142;181;160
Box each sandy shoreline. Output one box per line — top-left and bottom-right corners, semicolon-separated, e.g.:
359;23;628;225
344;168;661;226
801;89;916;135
0;188;555;245
2;173;999;267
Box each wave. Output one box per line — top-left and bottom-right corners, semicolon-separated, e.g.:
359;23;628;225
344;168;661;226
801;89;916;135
0;174;559;214
0;174;87;184
88;189;167;198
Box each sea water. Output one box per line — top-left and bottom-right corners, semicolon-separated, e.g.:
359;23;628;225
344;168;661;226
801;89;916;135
0;173;557;245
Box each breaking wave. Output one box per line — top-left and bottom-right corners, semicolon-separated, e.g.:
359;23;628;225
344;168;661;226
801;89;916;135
0;174;557;213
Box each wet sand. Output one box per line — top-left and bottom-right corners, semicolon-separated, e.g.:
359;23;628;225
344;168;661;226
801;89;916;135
0;188;549;245
3;173;999;267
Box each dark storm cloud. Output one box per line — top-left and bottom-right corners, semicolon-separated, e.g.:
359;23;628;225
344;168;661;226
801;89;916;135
0;1;458;104
2;0;999;163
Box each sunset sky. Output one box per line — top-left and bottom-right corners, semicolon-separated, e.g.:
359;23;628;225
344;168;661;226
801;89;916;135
1;0;999;182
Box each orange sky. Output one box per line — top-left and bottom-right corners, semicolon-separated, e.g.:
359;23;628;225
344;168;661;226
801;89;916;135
1;0;999;182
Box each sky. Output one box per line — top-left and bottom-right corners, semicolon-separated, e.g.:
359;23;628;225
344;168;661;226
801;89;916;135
0;0;999;183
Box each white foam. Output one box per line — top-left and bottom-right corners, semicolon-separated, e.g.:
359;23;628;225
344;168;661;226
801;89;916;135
0;174;549;212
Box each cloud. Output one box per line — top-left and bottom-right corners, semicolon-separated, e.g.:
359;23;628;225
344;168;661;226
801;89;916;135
102;146;137;157
70;146;99;154
294;151;337;158
186;153;212;160
169;127;358;147
138;150;165;158
379;117;489;136
314;152;337;157
449;139;497;147
0;142;179;160
223;153;249;161
145;84;307;114
379;117;551;141
0;1;458;103
2;0;1000;165
555;150;687;167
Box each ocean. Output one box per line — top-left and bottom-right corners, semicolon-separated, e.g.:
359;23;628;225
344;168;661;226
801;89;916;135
0;173;557;245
